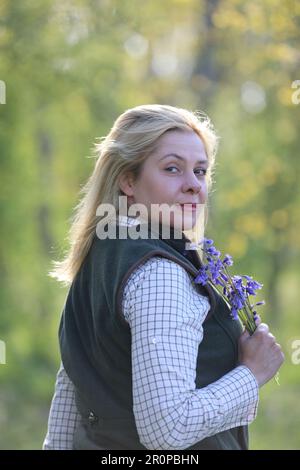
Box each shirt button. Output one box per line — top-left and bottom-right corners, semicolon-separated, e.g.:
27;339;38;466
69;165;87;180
152;337;157;344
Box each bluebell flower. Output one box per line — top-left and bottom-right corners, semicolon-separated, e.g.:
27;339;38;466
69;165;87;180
223;254;233;266
195;238;265;336
195;268;209;286
194;239;279;385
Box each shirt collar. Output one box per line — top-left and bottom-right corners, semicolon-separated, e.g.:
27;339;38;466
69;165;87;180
117;215;201;268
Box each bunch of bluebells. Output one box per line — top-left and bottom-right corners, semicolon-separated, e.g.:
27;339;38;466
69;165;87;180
195;238;265;335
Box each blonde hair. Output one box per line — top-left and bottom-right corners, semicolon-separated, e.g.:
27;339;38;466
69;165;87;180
50;104;219;285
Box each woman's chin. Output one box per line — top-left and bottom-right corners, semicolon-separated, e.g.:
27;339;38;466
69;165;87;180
171;212;198;231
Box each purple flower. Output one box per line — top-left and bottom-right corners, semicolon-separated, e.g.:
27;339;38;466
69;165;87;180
206;246;221;257
196;240;277;381
195;268;209;286
223;254;233;266
220;272;229;283
208;258;223;283
203;238;214;246
231;307;239;321
231;275;244;295
194;237;265;337
245;279;263;295
228;287;247;310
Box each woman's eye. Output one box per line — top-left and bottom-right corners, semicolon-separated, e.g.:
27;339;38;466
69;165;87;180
195;168;207;176
165;166;179;173
165;167;207;175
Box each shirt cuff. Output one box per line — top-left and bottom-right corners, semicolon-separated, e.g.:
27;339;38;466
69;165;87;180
207;365;260;429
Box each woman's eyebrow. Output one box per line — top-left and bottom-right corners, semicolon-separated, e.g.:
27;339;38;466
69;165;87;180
159;153;208;165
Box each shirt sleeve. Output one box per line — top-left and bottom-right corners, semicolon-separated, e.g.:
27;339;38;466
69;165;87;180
43;362;80;450
122;256;259;450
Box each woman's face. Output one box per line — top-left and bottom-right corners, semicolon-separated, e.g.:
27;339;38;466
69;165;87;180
119;129;209;231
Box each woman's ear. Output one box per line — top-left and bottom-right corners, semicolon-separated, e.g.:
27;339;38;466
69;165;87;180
119;172;135;197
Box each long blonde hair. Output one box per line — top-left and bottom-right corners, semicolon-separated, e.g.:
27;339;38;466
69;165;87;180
50;104;219;285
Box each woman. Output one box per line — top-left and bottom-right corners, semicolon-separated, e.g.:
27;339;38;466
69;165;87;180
43;104;284;450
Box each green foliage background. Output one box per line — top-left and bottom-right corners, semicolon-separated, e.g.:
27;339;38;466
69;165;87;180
0;0;299;449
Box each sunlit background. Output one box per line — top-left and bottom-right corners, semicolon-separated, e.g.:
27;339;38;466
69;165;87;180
0;0;299;449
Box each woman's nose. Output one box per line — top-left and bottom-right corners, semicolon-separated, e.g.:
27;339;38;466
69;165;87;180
182;172;203;195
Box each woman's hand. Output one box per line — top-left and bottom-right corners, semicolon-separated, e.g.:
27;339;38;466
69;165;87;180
238;322;285;387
